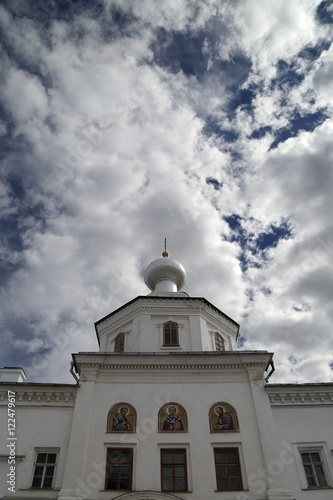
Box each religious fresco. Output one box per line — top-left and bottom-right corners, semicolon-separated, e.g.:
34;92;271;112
107;403;136;432
209;402;238;432
158;403;187;432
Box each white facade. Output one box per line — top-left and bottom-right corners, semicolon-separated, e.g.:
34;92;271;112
0;252;332;500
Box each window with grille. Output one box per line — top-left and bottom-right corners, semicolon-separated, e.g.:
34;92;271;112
31;452;57;488
214;448;243;491
161;449;187;491
105;448;133;490
301;451;328;488
163;322;179;346
214;333;225;351
114;333;125;353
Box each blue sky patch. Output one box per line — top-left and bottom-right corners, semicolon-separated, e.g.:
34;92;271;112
151;29;209;76
316;0;333;24
250;126;272;140
223;216;293;272
271;59;305;91
256;222;293;251
202;117;239;142
298;41;332;62
227;87;255;115
269;109;329;150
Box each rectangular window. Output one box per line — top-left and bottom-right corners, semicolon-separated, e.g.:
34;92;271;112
105;448;133;490
301;451;328;488
163;322;179;346
32;452;57;488
161;449;187;492
214;448;243;491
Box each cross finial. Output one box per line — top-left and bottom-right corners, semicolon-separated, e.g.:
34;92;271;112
162;238;169;257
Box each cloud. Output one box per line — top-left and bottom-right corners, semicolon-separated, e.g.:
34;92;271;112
0;0;332;384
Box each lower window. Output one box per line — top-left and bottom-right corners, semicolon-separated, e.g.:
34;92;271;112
105;448;133;490
32;451;58;488
214;448;243;491
161;449;187;492
301;451;328;488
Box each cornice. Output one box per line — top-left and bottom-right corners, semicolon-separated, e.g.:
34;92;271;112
94;371;251;383
0;387;77;406
77;359;269;384
266;385;333;406
96;298;239;339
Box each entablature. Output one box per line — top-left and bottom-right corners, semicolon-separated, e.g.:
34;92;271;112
0;384;77;407
73;351;272;384
266;383;333;405
94;296;240;345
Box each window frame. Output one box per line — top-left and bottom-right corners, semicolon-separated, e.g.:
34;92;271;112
214;447;243;492
105;447;133;491
300;450;328;488
293;443;332;490
31;449;59;489
114;332;125;353
163;321;179;347
214;332;225;351
160;448;188;492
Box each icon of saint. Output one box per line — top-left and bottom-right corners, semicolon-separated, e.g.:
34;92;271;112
214;406;234;431
163;405;184;431
112;407;133;431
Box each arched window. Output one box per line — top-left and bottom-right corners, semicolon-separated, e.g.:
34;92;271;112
114;333;125;353
214;333;225;352
163;321;179;346
107;403;136;433
158;403;188;432
209;402;239;432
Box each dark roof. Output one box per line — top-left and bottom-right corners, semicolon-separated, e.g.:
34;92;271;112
94;295;240;345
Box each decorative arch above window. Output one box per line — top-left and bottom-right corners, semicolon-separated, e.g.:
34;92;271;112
209;402;239;432
114;333;125;353
107;403;136;433
214;332;225;351
158;402;188;432
163;321;179;346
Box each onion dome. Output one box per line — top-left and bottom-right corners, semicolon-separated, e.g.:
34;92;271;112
144;250;186;293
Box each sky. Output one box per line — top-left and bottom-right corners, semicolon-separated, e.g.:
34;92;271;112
0;0;333;384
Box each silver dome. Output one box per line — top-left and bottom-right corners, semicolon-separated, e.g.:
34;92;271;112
144;256;186;292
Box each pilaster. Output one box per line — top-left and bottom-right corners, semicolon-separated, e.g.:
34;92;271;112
58;369;97;500
247;369;294;499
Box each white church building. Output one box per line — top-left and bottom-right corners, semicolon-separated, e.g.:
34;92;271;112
0;250;333;500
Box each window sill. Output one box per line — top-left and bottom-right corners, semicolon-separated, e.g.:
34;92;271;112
161;346;182;349
214;489;246;493
19;487;60;491
301;486;333;490
102;489;132;492
162;491;189;494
